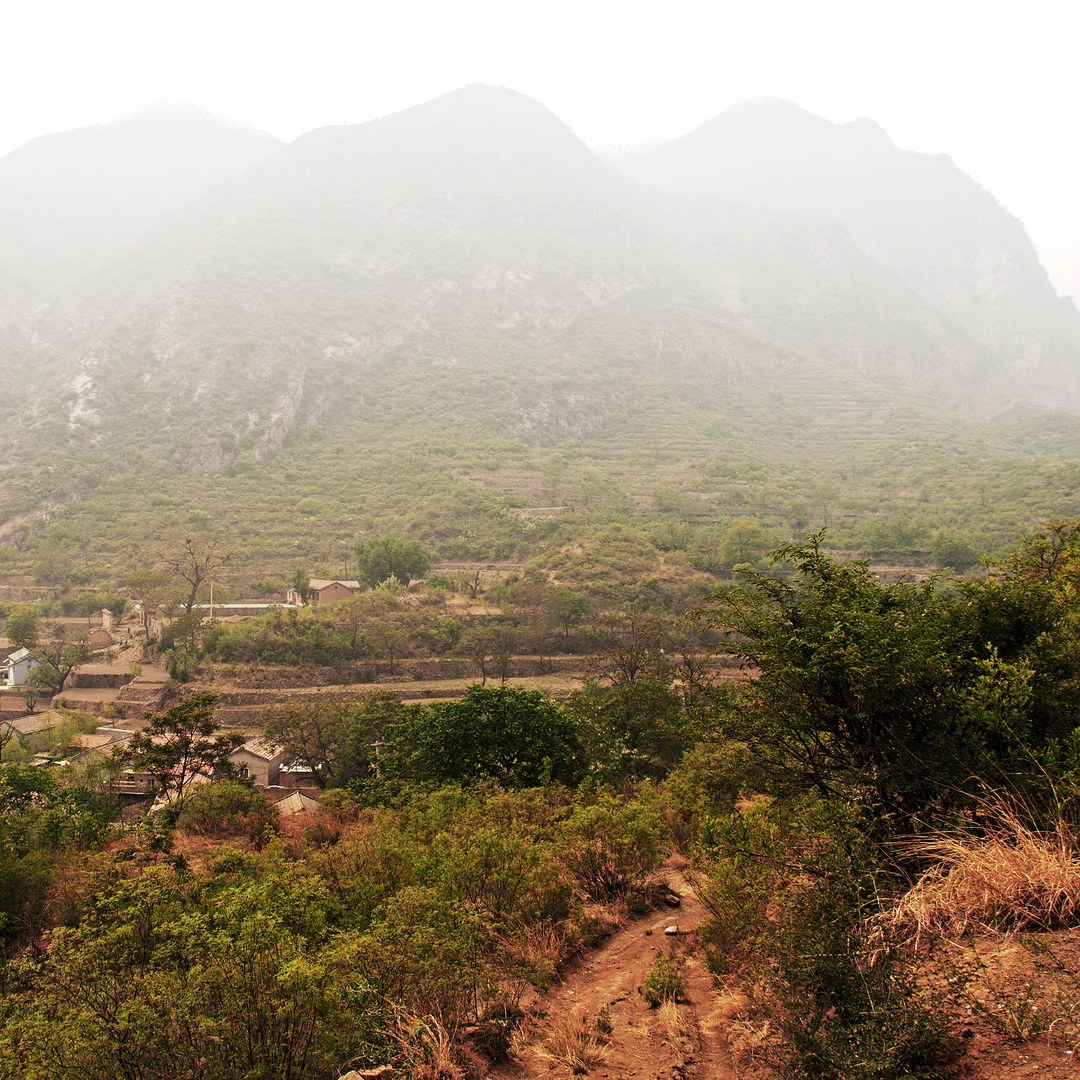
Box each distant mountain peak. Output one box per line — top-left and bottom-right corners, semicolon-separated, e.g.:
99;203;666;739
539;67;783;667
386;83;581;144
108;99;280;142
694;97;894;152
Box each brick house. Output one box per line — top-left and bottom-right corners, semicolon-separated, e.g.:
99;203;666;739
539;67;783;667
299;579;364;606
228;738;288;787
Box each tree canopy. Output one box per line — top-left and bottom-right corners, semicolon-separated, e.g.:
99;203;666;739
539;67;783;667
126;693;244;806
402;684;586;788
353;537;430;589
690;528;1080;836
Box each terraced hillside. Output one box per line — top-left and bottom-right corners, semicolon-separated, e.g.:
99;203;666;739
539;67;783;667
1;86;1078;588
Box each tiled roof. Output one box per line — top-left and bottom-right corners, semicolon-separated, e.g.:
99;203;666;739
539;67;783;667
230;738;285;761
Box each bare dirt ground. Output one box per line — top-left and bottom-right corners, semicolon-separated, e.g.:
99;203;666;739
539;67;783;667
495;861;1080;1080
495;863;757;1080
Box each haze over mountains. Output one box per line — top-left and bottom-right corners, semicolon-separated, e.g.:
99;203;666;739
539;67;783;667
0;103;283;298
603;98;1080;407
1;85;1078;564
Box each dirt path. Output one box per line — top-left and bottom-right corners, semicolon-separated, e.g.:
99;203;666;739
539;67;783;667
495;866;750;1080
493;867;1080;1080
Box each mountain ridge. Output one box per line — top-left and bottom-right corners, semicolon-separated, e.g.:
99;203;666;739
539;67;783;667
1;86;1078;569
601;96;1080;412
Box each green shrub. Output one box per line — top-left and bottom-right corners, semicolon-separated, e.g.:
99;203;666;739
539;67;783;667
695;795;958;1080
639;951;684;1007
404;685;587;788
176;780;278;839
558;790;666;900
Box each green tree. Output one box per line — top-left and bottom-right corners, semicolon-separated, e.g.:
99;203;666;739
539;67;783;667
546;586;590;639
689;533;1037;836
455;625;495;685
289;570;311;604
569;678;685;781
261;694;354;790
931;528;980;571
576;610;685;779
718;517;768;570
4;861;390;1080
337;690;410;785
953;521;1080;757
33;535;74;597
354;537;430;589
126;693;244;806
291;566;311;604
4;604;40;649
28;625;92;693
404;685;586;787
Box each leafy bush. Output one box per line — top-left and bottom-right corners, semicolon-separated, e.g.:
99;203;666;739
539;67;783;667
690;530;1080;839
403;685;587;788
557;789;666;901
639;951;684;1006
695;794;958;1080
176;779;278;839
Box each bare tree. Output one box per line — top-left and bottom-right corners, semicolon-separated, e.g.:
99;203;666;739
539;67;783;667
488;623;519;683
28;624;92;693
157;534;233;613
586;611;672;687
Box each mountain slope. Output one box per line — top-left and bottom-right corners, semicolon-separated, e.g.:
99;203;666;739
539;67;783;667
0;102;283;300
2;88;1080;576
604;98;1080;411
15;85;1039;475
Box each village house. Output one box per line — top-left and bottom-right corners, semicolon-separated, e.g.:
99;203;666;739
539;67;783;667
228;738;288;787
4;648;38;687
0;711;57;740
287;579;364;606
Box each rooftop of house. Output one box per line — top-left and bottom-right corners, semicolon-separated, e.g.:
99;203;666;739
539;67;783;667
230;738;285;761
264;788;320;816
69;733;119;751
1;711;58;736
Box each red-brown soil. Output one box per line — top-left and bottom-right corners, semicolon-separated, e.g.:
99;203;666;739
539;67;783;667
496;861;1080;1080
494;864;753;1080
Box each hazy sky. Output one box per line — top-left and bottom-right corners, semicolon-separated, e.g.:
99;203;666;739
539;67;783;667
4;0;1079;298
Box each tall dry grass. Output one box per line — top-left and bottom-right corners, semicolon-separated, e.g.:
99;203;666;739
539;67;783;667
388;1012;484;1080
537;1006;610;1072
656;998;691;1046
888;797;1080;944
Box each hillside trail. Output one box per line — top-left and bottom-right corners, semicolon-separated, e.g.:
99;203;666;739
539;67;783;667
490;861;1080;1080
493;860;753;1080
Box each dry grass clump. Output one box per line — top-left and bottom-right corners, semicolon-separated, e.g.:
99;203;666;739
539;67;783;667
656;998;691;1046
389;1012;485;1080
538;1006;610;1073
275;807;346;852
495;923;574;998
889;801;1080;943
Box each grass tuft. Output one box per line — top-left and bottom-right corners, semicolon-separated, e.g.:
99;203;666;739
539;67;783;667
538;1006;610;1074
889;799;1080;943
